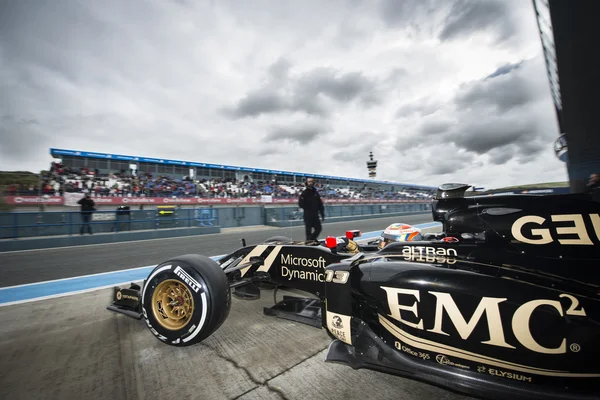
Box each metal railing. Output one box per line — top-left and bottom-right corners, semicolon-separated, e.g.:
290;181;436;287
0;202;432;240
0;208;219;239
265;203;431;223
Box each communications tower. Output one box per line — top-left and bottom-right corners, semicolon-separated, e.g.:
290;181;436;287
366;152;378;178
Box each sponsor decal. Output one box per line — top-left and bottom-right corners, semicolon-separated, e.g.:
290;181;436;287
280;254;327;282
379;314;600;377
174;266;202;293
4;196;429;206
93;197;120;203
381;287;586;355
395;342;430;360
511;213;600;245
402;246;457;256
281;267;325;282
280;254;327;268
11;196;63;204
435;354;470;369
116;290;138;301
326;311;352;345
476;365;533;382
226;198;249;203
401;246;458;265
163;198;193;204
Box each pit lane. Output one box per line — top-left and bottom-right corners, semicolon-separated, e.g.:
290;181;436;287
0;214;476;400
0;213;434;288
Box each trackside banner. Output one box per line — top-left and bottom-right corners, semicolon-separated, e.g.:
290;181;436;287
4;196;427;206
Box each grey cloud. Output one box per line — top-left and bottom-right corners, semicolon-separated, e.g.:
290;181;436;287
455;67;534;113
430;162;457;176
451;119;536;155
0;117;51;167
419;118;454;136
487;137;548;166
439;0;515;43
265;123;329;145
385;68;409;86
486;61;524;80
488;150;513;166
295;68;379;105
334;151;363;163
257;146;280;156
224;65;382;119
332;141;376;163
396;102;439;118
395;133;428;153
395;112;547;165
224;90;289;118
420;147;475;176
515;139;547;164
396;94;441;119
289;94;330;117
379;0;441;30
268;57;292;81
396;55;554;167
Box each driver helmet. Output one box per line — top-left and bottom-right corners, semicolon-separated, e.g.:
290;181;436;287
379;223;422;249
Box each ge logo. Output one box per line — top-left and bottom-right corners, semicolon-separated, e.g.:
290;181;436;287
570;343;581;352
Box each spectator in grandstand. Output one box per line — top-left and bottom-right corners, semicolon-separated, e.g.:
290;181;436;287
77;193;96;235
298;178;325;241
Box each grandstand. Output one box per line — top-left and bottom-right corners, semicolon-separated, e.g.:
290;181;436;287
43;148;436;199
5;148;434;202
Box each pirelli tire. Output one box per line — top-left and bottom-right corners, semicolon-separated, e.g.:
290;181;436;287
141;254;231;347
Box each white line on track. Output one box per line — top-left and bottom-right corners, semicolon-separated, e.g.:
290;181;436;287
0;264;155;291
0;281;147;307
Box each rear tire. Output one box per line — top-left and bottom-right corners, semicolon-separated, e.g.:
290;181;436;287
141;254;231;346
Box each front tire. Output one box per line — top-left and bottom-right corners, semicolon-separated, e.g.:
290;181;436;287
141;254;231;346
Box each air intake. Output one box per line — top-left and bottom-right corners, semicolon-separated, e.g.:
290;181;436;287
435;183;472;200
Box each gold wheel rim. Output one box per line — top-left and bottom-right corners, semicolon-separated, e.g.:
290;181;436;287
151;279;195;331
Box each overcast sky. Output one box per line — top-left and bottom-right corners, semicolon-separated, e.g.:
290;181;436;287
0;0;568;189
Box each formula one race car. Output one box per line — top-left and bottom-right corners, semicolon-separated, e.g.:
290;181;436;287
107;183;600;400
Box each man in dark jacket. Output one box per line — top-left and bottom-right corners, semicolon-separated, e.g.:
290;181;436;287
77;193;96;235
298;178;325;241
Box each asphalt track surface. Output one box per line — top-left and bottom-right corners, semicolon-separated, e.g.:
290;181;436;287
0;213;433;288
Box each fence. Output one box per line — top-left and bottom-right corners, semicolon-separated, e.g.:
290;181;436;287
265;203;431;224
0;207;220;239
0;202;432;240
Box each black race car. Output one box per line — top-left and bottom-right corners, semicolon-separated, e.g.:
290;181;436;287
107;183;600;400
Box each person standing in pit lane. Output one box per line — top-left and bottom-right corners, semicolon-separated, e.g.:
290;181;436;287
298;178;325;241
77;193;96;235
